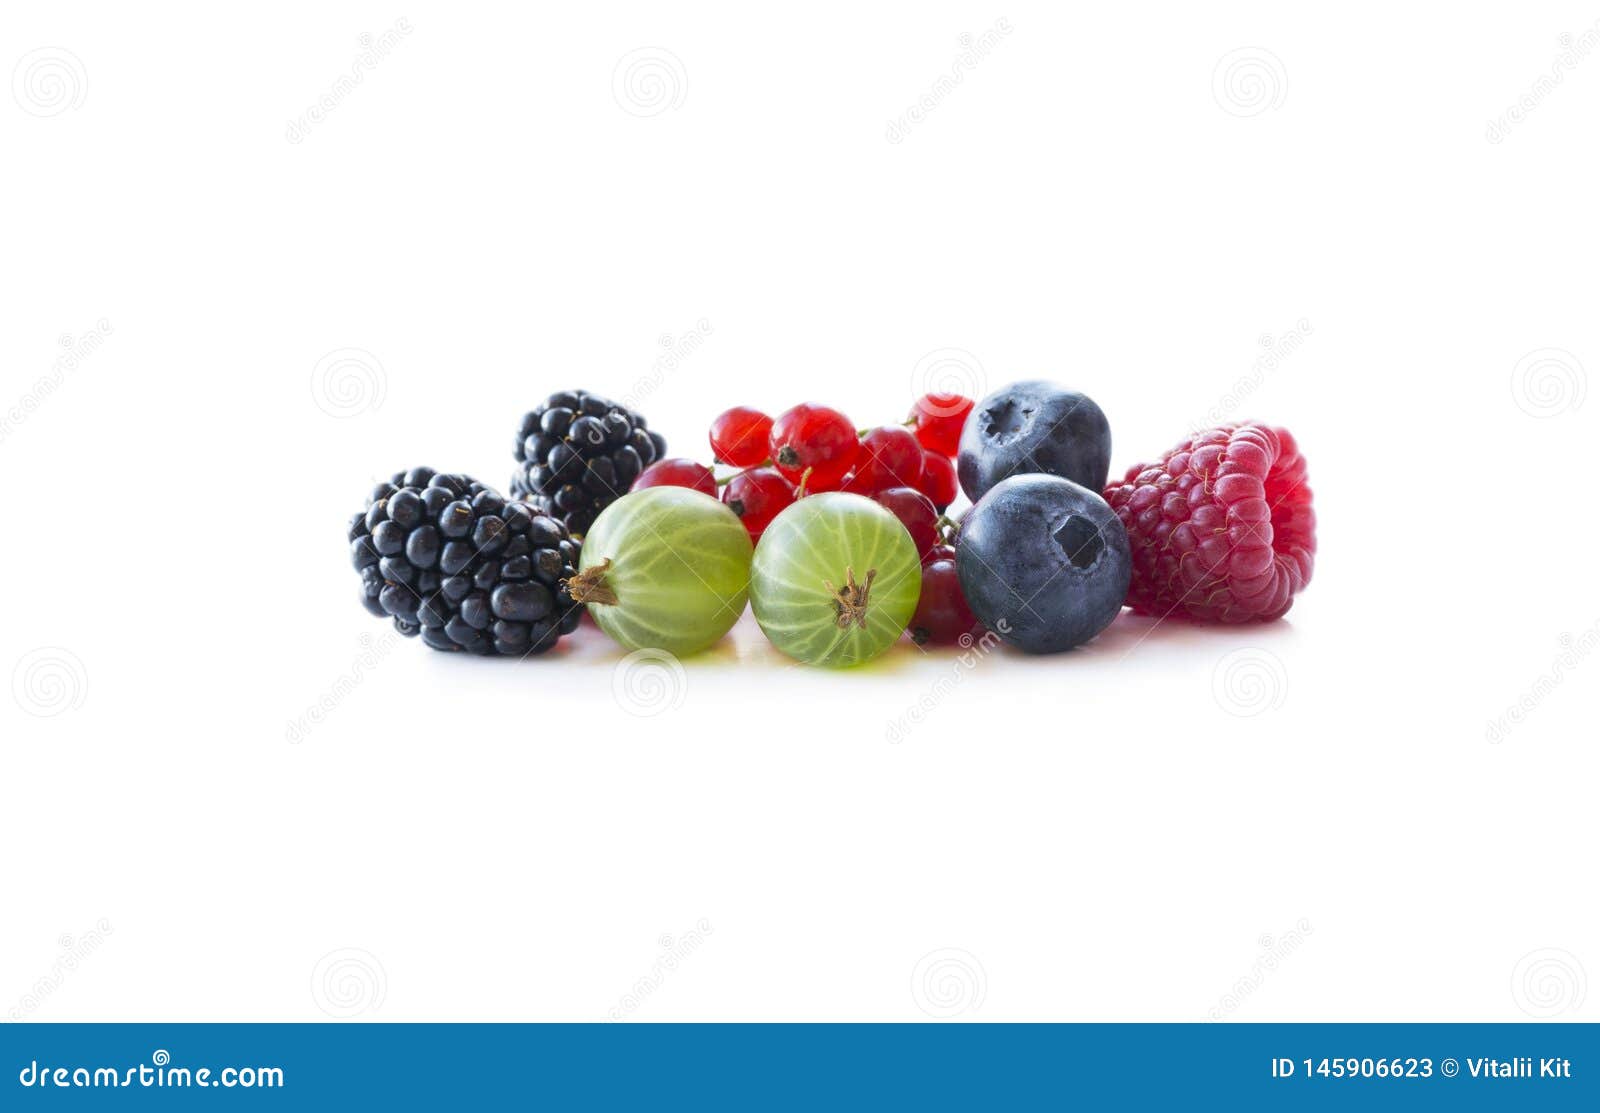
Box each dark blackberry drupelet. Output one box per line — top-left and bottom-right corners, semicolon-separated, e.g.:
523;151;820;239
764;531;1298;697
510;390;665;536
348;467;583;655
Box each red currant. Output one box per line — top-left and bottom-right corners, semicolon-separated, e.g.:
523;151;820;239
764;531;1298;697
708;406;772;468
874;486;940;559
722;467;796;542
908;393;974;456
916;450;958;510
633;457;716;497
908;557;982;645
769;403;858;490
852;426;924;494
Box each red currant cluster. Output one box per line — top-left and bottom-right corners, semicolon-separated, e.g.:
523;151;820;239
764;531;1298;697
631;393;982;645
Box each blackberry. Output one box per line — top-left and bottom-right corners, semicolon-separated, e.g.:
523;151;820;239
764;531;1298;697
348;467;582;656
510;390;666;535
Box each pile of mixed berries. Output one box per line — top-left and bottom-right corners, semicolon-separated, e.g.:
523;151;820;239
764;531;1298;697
347;382;1317;666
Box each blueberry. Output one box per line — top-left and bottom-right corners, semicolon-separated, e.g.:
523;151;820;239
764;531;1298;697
957;380;1112;503
955;474;1130;653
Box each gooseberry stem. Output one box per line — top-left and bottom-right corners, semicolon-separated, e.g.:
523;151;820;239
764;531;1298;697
825;566;877;629
564;559;619;606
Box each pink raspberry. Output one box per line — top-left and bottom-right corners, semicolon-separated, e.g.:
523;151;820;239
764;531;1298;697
1103;423;1315;623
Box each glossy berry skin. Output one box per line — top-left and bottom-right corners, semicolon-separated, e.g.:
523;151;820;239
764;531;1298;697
769;403;858;490
956;474;1131;653
349;468;581;655
874;486;940;559
909;557;982;645
1104;423;1315;623
909;393;975;456
709;406;773;467
633;457;716;497
923;544;956;565
957;381;1111;503
511;389;663;536
721;466;796;542
917;450;958;510
852;426;925;494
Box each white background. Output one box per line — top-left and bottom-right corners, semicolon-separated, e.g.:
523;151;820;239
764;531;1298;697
2;3;1595;1023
